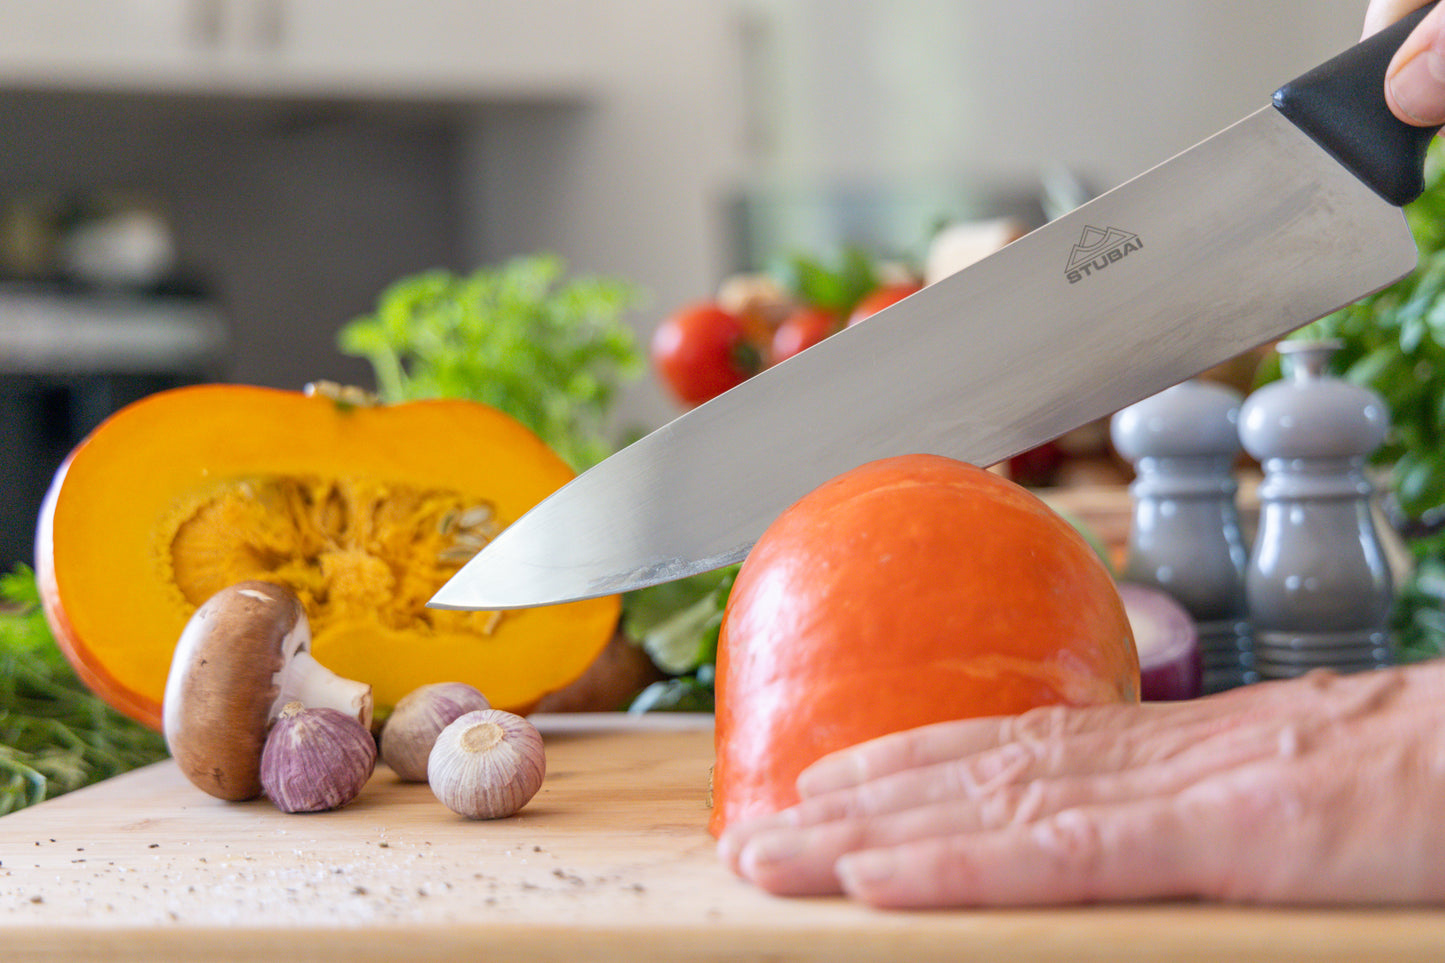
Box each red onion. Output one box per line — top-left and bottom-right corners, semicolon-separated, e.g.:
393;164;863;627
1117;582;1202;701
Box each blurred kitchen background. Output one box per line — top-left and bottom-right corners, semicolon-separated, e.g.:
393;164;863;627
0;0;1365;567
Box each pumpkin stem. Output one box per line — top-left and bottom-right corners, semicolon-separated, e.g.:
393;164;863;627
303;381;381;409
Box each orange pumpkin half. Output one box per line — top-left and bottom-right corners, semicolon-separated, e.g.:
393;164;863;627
35;383;620;731
710;453;1138;835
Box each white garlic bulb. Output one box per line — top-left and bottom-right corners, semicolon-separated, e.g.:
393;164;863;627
427;709;545;819
380;682;491;782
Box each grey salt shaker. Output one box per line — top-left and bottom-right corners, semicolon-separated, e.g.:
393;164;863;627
1111;379;1254;693
1239;340;1393;678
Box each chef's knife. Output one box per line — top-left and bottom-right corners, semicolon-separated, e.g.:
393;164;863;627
433;6;1441;611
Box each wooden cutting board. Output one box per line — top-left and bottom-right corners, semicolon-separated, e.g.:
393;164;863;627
3;713;1443;962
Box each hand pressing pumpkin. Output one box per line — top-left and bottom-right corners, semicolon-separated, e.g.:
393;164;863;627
35;383;620;731
723;664;1445;907
710;454;1139;836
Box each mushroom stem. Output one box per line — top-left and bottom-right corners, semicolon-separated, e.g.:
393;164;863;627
271;649;373;730
164;580;375;803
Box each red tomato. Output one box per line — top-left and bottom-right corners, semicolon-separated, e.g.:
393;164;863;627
847;281;923;327
651;302;762;407
770;306;839;364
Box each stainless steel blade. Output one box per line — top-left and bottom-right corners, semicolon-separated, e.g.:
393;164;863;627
431;106;1416;610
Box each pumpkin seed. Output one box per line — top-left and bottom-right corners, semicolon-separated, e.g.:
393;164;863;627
438;546;478;565
458;505;494;530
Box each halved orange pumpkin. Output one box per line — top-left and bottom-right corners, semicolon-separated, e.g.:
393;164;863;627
35;383;620;731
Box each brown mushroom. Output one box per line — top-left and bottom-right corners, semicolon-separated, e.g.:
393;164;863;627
162;580;373;801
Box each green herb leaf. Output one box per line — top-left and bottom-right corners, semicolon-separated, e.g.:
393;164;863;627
770;245;881;318
628;673;715;713
337;254;645;471
0;565;169;813
622;566;736;675
1296;138;1445;662
618;567;735;711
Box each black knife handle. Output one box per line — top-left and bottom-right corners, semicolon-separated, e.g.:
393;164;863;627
1274;0;1443;206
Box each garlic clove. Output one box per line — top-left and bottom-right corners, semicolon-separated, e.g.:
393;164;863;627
379;682;491;782
427;709;545;819
260;701;377;813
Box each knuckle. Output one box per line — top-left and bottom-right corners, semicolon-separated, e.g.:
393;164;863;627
958;740;1040;794
852;780;903;817
1008;779;1052;826
975;779;1049;829
1004;704;1075;744
1032;808;1107;881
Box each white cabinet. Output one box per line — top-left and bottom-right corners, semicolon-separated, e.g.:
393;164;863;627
0;0;603;102
274;0;608;101
0;1;206;90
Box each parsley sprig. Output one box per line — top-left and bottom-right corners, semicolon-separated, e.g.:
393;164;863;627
0;566;169;815
338;254;644;471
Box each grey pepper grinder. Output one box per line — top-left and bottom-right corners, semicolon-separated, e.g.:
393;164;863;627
1238;340;1393;678
1110;379;1254;693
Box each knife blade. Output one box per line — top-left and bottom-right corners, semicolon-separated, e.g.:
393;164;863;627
432;6;1439;611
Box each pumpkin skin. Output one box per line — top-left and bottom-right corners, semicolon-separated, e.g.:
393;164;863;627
710;453;1138;836
35;384;620;732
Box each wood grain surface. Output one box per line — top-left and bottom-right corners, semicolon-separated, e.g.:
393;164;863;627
2;713;1443;962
